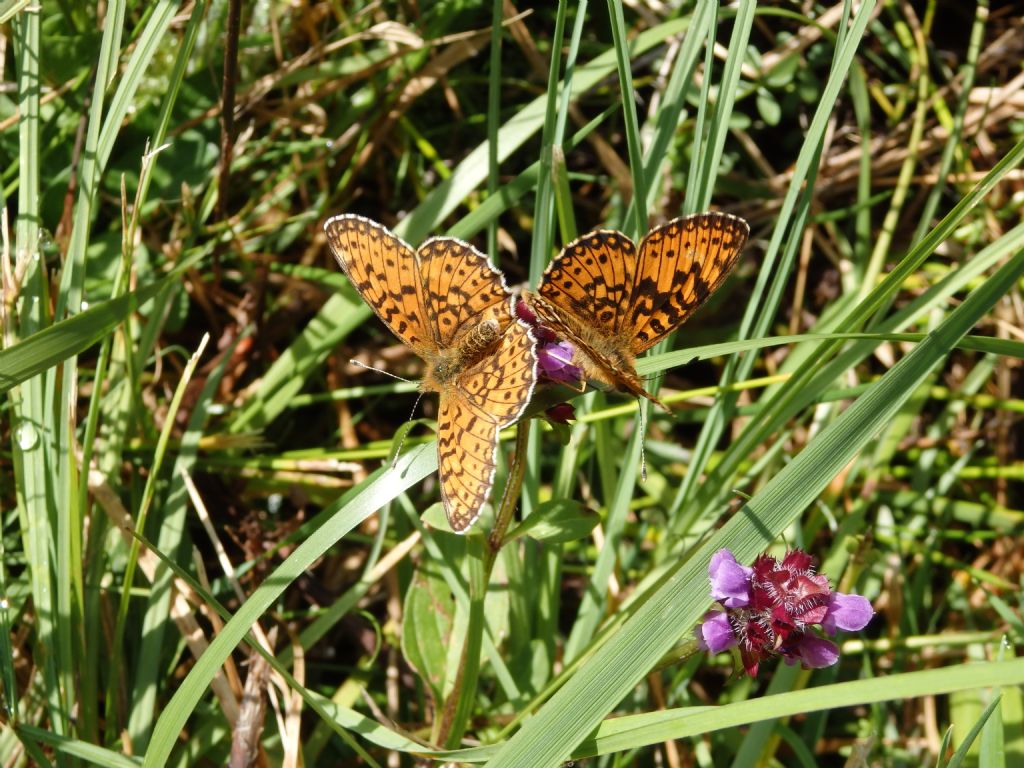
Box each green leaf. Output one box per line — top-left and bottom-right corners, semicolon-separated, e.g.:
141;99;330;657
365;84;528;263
764;52;800;88
0;259;199;395
402;558;456;703
756;87;781;126
507;499;599;544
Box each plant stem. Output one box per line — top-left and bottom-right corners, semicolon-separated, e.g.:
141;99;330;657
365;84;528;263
436;419;533;746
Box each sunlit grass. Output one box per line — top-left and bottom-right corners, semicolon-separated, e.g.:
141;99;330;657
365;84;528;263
2;1;1023;766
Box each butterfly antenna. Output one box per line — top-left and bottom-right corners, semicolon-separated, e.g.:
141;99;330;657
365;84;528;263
640;371;664;386
637;397;648;482
390;390;425;469
349;358;414;384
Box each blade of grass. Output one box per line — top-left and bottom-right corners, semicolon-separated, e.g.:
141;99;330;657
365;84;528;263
0;254;205;394
8;5;61;735
14;724;142;768
634;1;712;218
126;332;246;749
395;15;691;246
689;137;1024;520
108;334;209;742
527;0;569;286
669;0;876;533
485;0;503;261
688;0;754;214
909;0;987;247
227;294;370;433
571;660;1023;758
606;0;648;237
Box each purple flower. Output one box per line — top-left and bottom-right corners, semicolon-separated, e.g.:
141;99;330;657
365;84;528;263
695;548;873;677
708;549;753;608
537;340;583;387
515;298;584;389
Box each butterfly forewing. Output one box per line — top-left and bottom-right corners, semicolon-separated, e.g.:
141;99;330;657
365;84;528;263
417;236;512;348
324;214;431;354
629;212;749;353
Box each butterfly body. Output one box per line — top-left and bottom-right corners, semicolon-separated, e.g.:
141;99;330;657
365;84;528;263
325;214;537;532
527;212;749;411
422;318;501;390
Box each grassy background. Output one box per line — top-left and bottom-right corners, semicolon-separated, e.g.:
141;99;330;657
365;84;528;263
2;1;1024;766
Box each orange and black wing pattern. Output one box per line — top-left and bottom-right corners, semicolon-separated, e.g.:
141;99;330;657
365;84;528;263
418;236;537;532
324;214;537;533
416;235;514;348
530;211;749;407
535;229;640;341
436;316;536;531
628;212;749;353
324;214;431;355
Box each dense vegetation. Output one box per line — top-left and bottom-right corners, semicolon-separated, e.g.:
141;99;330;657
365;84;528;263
2;1;1023;766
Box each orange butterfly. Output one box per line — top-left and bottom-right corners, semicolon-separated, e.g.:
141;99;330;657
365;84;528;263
524;212;749;411
324;215;537;532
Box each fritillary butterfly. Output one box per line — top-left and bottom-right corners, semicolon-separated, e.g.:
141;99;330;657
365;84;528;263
324;215;537;533
525;212;749;411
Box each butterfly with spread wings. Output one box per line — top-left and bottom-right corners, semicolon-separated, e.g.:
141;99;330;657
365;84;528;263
324;215;537;532
524;212;749;411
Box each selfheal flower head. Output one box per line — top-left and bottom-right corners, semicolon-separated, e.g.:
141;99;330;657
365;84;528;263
537;339;583;387
695;547;873;677
515;299;584;388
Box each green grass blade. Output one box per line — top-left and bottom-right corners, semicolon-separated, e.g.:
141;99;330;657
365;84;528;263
10;4;65;738
605;0;647;236
393;16;690;245
572;660;1023;758
0;258;203;395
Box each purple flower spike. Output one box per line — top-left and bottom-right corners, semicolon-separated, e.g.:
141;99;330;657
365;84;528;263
537;340;583;386
697;611;736;653
708;549;753;608
822;592;874;635
695;547;872;678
